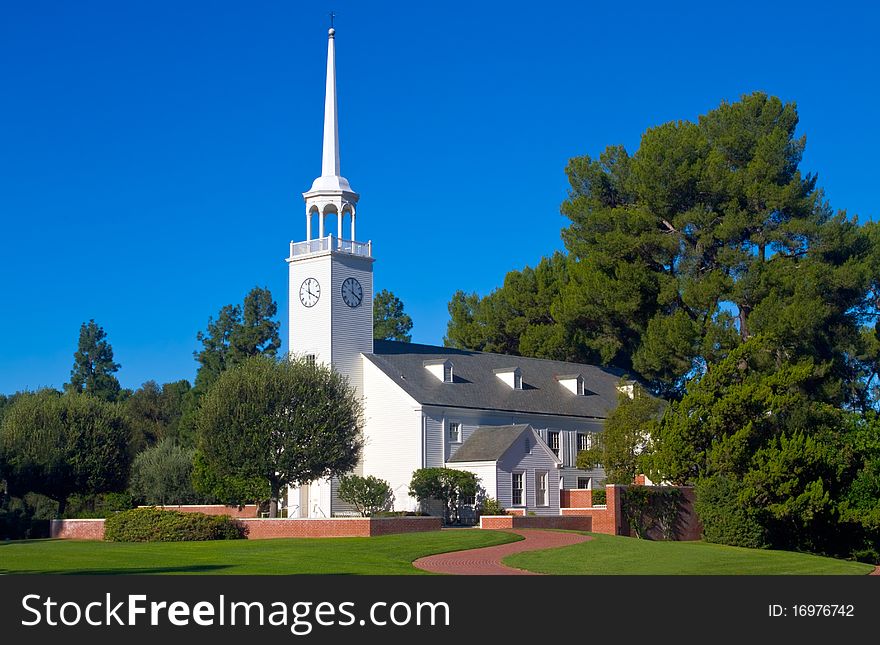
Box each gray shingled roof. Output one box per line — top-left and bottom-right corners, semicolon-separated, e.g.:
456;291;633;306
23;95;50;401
447;425;530;462
366;340;628;419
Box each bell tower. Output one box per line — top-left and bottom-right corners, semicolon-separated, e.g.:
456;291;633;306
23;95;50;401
287;26;374;395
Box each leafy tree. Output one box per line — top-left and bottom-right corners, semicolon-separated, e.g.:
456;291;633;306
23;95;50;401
373;289;413;342
577;381;664;484
129;439;197;506
0;391;130;516
194;355;362;517
125;380;194;452
408;468;478;524
194;287;281;392
65;320;122;401
337;474;393;516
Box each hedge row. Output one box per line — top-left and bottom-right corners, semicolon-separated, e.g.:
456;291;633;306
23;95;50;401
104;507;248;542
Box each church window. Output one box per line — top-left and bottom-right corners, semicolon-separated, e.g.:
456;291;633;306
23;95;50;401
536;471;548;506
448;421;461;443
577;432;591;452
577;477;592;490
548;431;560;457
512;473;524;506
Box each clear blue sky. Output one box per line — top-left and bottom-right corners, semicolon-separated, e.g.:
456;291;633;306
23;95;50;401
1;0;877;394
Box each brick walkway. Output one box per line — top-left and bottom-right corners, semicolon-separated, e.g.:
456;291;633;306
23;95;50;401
413;529;592;575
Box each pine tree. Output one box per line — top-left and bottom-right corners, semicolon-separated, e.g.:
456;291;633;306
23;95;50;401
373;289;413;342
65;319;121;402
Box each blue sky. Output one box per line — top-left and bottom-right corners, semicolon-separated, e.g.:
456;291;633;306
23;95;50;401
1;0;877;394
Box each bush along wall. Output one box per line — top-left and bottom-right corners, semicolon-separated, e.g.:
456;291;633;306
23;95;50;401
620;486;683;540
103;507;247;542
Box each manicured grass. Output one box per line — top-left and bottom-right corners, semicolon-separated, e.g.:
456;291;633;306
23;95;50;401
503;532;874;575
0;530;520;575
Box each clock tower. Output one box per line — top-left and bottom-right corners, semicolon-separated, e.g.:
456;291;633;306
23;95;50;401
287;26;374;394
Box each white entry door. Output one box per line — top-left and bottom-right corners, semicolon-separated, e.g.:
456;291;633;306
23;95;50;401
309;480;324;517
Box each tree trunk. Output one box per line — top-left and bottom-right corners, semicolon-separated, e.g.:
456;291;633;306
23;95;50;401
738;303;751;341
269;481;280;518
57;497;67;519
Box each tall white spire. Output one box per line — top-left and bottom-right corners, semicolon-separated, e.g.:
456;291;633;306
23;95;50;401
305;27;357;197
321;27;341;179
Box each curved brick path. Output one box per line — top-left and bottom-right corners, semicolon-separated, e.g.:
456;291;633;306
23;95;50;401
413;529;592;575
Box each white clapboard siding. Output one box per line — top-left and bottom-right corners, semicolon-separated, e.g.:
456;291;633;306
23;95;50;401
288;254;334;365
330;252;374;395
496;431;560;516
362;357;423;511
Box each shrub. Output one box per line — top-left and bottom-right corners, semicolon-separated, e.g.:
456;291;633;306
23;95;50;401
694;476;767;549
620;485;682;539
104;507;247;542
591;489;607;505
479;497;506;516
409;468;479;524
0;494;54;539
337;474;393;516
129;439;197;506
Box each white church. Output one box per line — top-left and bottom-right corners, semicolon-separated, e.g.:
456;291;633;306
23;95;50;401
285;28;627;519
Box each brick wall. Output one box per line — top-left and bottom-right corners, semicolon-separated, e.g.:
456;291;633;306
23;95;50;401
50;519;105;540
479;515;592;531
479;516;515;529
141;505;260;518
49;516;441;541
560;489;592;508
241;516;441;539
628;486;701;541
560;485;701;540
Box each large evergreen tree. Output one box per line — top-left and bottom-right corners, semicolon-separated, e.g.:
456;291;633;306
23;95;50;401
444;252;569;359
445;93;875;403
194;287;281;392
65;320;122;401
373;289;414;342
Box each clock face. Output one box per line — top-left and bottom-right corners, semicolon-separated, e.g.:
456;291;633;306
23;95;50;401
299;278;320;308
341;277;363;308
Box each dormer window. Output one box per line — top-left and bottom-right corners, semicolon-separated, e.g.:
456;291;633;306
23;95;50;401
556;373;584;395
424;358;454;383
494;367;523;390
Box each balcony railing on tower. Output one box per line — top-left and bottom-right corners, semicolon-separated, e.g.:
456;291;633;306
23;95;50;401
289;234;372;259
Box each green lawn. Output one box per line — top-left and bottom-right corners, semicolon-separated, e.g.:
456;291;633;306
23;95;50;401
504;532;874;575
0;530;520;575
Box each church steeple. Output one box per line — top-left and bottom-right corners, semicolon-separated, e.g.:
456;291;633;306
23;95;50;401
320;27;342;182
302;26;359;242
